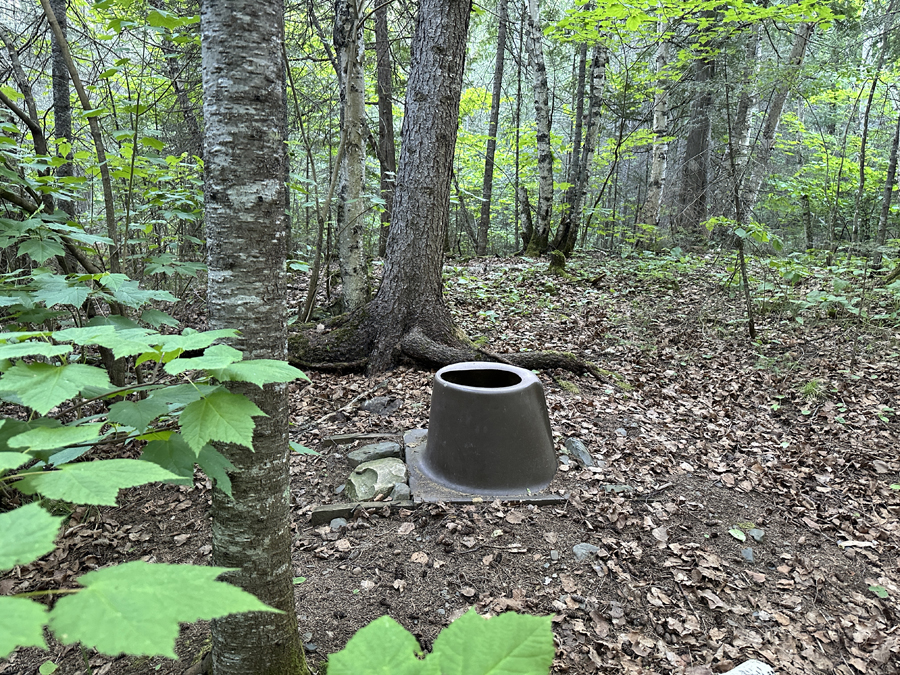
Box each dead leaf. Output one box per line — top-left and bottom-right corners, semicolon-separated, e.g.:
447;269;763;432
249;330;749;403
505;511;525;524
461;586;476;598
397;522;415;536
410;551;428;564
697;589;727;610
543;531;559;545
652;526;669;543
393;579;406;592
482;554;495;566
560;574;577;593
335;539;351;552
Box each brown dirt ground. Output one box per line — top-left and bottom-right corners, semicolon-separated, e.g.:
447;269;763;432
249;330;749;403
3;252;899;675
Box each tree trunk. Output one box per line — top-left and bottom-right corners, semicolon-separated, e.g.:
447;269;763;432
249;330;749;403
49;0;74;221
476;0;508;256
675;52;714;240
637;19;670;231
365;0;473;369
558;45;607;256
374;1;396;258
201;1;307;673
552;42;586;254
874;110;900;268
334;0;369;311
524;0;553;256
740;22;813;224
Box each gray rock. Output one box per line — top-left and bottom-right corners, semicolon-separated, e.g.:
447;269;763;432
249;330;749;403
601;484;633;494
345;458;409;501
329;518;348;531
359;396;402;416
572;543;599;562
347;441;402;468
558;455;570;466
741;547;755;563
615;427;627;437
403;428;427;450
749;528;765;543
564;438;595;467
390;482;411;501
550;550;559;561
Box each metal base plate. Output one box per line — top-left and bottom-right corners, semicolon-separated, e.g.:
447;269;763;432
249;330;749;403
405;429;567;505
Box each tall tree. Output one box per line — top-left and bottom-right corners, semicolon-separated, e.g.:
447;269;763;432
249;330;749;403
201;0;307;673
334;0;369;311
524;0;554;256
476;0;508;256
373;0;396;257
637;18;671;231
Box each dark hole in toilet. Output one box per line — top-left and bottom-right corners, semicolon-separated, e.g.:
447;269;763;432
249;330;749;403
441;369;522;388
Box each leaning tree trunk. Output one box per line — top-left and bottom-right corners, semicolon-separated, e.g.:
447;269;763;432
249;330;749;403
201;1;306;673
476;0;508;256
524;0;554;256
373;0;396;257
334;0;369;311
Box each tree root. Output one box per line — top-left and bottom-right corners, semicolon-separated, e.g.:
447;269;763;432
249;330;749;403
399;327;606;380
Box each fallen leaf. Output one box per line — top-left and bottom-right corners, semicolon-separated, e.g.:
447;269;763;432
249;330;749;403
335;539;351;552
505;511;525;524
560;574;577;593
397;522;415;536
652;526;669;543
543;531;559;545
410;551;428;564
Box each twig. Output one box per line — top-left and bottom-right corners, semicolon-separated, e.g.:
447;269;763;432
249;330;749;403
298;377;390;431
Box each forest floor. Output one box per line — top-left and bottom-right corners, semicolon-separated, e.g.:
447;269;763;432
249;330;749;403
3;251;900;675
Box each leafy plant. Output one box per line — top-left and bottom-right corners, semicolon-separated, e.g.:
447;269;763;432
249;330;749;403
327;608;554;675
0;324;309;658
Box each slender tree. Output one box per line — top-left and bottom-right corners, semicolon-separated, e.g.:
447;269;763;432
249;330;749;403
373;0;396;257
476;0;508;256
201;0;307;673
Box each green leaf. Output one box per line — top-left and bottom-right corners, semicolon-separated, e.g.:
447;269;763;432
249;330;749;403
728;528;747;542
292;577;306;585
39;660;58;675
13;459;179;505
868;584;889;599
49;561;279;657
146;383;219;408
180;390;265;453
165;344;244;375
140;308;179;328
210;359;310;388
431;609;554;675
158;329;239;356
0;503;64;571
0;596;49;658
103;277;176;308
197;444;235;497
108;397;170;432
328;615;427;675
18;237;65;263
29;273;90;308
289;441;319;455
140;434;196;485
8;423;104;452
0;341;72;360
0;451;31;472
0;363;111;415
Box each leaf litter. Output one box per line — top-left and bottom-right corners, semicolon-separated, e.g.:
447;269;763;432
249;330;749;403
3;252;899;674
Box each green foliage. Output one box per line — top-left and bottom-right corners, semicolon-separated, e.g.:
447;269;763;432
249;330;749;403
0;324;308;660
328;609;554;675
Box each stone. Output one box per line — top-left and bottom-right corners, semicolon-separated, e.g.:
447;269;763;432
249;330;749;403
722;660;775;675
563;438;595;467
345;458;408;501
550;550;559;561
572;543;599;562
347;441;402;468
359;396;402;416
390;482;411;501
741;547;755;563
749;528;765;543
329;518;348;531
404;428;428;449
309;500;417;526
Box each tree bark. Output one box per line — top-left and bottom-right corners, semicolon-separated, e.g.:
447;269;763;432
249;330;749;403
675;51;714;240
373;1;396;258
637;19;670;231
524;0;553;256
201;1;307;673
475;0;508;256
874;110;900;268
334;0;369;311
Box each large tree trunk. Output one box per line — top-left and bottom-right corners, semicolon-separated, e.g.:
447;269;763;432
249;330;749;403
373;1;396;258
552;42;587;254
334;0;369;311
874;111;900;268
524;0;554;256
366;0;474;370
201;1;307;673
675;52;714;240
475;0;508;256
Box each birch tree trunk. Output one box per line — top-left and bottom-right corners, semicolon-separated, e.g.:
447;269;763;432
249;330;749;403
334;0;369;311
524;0;554;256
201;1;306;672
476;0;508;256
374;1;396;258
551;42;586;253
637;19;670;230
